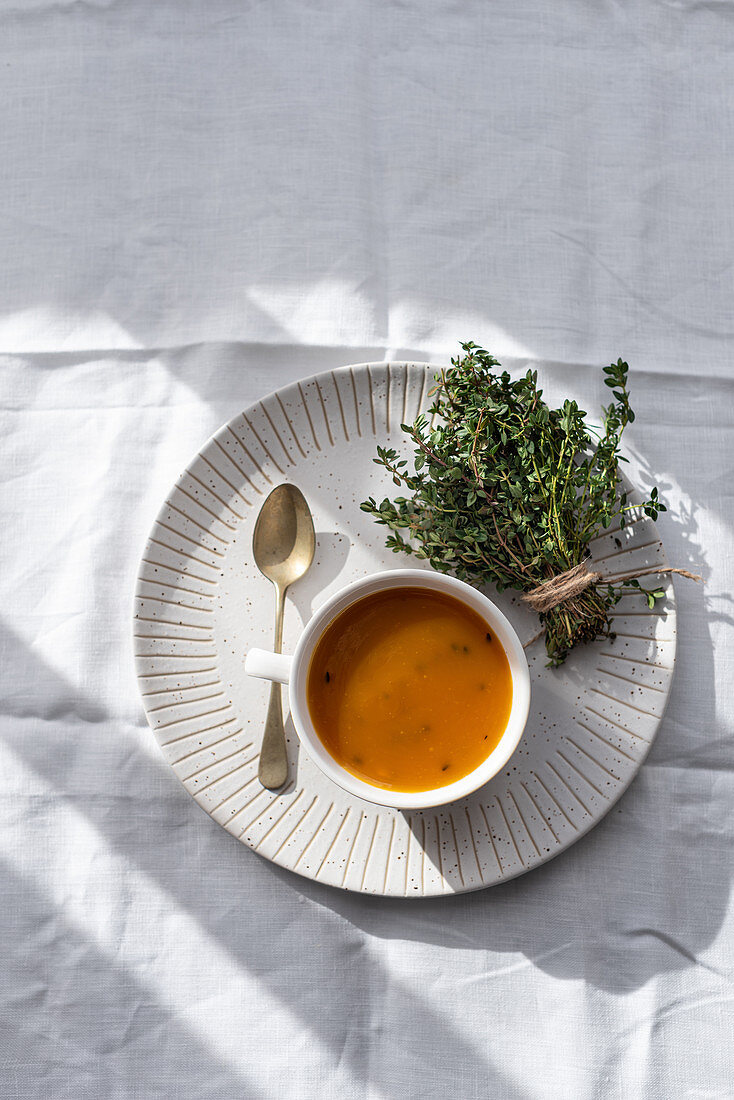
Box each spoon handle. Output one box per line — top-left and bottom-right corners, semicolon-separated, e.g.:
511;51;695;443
258;586;288;790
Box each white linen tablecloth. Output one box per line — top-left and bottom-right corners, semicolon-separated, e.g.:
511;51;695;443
2;2;733;1097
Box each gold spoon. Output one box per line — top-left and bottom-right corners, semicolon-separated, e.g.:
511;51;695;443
252;483;315;789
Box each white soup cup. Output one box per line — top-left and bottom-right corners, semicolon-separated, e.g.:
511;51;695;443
245;569;531;810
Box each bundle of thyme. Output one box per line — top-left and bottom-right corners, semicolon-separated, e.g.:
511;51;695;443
361;343;688;666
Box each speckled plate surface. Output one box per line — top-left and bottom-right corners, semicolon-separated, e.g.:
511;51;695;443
134;363;676;897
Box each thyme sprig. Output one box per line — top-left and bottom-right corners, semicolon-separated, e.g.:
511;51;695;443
361;342;667;666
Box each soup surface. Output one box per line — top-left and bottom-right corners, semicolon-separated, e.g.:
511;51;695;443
306;587;513;792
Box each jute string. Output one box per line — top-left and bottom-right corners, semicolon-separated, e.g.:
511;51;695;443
521;560;702;614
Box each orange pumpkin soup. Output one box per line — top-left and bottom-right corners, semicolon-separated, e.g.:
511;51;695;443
306;587;513;792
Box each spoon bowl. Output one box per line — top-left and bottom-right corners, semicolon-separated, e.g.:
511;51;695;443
253;484;316;591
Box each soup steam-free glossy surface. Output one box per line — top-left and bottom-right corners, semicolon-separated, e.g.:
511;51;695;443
306;587;513;791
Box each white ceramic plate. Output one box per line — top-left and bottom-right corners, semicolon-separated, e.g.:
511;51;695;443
134;363;676;897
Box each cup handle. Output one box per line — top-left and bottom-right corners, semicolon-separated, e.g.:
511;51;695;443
245;649;293;685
